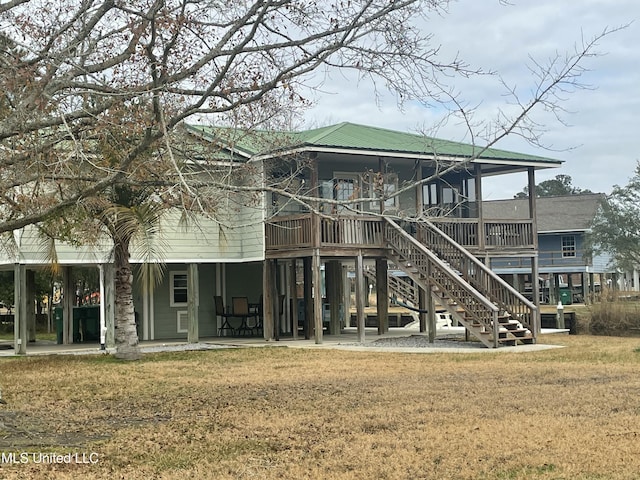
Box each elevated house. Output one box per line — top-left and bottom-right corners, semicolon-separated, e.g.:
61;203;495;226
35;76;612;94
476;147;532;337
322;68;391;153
484;194;616;304
6;122;563;353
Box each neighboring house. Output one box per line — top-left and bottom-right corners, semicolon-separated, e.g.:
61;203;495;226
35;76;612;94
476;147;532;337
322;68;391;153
484;194;616;304
5;122;565;352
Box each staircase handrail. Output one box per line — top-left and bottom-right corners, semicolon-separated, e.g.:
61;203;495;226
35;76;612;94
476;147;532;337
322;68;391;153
420;219;536;308
384;218;499;323
418;218;537;330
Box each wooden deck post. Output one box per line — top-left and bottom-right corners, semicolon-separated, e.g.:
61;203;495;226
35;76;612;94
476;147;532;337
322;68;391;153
263;259;275;340
355;252;365;344
63;266;74;345
26;269;36;343
187;263;199;344
552;273;560;305
289;260;298;340
313;250;323;344
531;255;541;335
326;260;341;335
14;264;27;355
375;258;388;335
426;262;436;343
416;160;424;215
343;265;351;328
581;272;589;305
475;164;485;251
418;287;427;333
273;259;280;341
303;256;313;340
527;167;539;250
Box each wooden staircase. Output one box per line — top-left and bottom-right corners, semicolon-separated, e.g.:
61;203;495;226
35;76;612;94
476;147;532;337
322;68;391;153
384;218;537;348
364;266;418;307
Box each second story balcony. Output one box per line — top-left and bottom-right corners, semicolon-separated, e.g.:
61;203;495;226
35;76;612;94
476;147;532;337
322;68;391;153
265;213;536;258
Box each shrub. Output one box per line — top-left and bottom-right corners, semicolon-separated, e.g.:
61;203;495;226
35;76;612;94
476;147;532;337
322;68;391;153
588;290;640;336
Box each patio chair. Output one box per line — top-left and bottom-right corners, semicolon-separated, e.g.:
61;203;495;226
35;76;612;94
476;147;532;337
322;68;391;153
231;297;256;336
215;296;236;336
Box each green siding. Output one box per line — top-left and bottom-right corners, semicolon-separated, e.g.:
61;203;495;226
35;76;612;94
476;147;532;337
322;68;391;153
152;264;219;340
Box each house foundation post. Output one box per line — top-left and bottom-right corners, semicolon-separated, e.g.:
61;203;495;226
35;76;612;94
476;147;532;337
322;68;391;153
581;272;589;305
375;258;388;335
26;269;36;343
531;256;541;335
418;287;427;333
326;260;342;335
263;259;276;341
187;263;199;344
289;260;298;340
62;266;74;345
303;257;313;340
426;262;436;343
14;264;27;355
312;250;323;344
355;252;366;344
343;265;351;328
273;259;280;341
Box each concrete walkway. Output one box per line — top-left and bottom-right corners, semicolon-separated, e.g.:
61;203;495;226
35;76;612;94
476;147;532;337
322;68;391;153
0;326;567;357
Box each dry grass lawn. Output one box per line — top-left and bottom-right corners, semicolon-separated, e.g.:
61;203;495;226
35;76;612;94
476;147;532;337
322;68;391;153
1;334;640;479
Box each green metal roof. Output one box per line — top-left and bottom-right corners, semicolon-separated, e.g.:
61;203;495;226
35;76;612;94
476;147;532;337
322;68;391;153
186;122;561;165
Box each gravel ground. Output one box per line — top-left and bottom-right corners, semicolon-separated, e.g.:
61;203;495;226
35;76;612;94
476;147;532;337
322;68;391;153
358;334;486;349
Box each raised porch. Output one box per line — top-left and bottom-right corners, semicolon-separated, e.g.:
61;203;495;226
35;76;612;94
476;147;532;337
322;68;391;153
263;214;539;348
265;214;536;256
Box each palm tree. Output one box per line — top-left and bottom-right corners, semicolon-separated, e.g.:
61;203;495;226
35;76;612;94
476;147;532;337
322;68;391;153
97;185;166;360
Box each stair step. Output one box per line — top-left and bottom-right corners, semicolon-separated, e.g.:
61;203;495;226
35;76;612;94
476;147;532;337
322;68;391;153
497;335;534;344
498;329;531;337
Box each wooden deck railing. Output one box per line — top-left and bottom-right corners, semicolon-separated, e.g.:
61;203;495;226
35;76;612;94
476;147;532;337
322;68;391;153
430;218;535;250
266;214;535;252
265;215;385;250
320;216;384;246
265;215;313;249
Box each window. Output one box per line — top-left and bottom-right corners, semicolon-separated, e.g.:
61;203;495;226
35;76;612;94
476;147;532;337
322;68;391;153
332;173;360;213
423;183;438;207
367;173;398;211
170;271;188;307
561;236;576;258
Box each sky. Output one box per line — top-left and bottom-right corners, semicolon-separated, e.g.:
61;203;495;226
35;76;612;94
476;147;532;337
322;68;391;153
302;0;640;200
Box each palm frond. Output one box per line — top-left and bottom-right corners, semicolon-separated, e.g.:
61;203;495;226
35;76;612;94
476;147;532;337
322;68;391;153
100;201;169;292
35;232;60;276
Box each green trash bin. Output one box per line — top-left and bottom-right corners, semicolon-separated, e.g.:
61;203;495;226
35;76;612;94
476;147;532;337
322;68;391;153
73;306;100;343
559;288;573;305
82;306;100;342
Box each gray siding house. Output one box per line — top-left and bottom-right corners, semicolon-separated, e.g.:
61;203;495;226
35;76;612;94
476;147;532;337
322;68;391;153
485;194;615;304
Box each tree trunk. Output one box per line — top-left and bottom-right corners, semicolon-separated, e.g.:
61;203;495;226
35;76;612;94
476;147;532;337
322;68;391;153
113;235;140;360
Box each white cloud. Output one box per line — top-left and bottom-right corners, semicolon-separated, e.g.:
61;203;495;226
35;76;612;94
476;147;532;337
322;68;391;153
303;0;640;198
